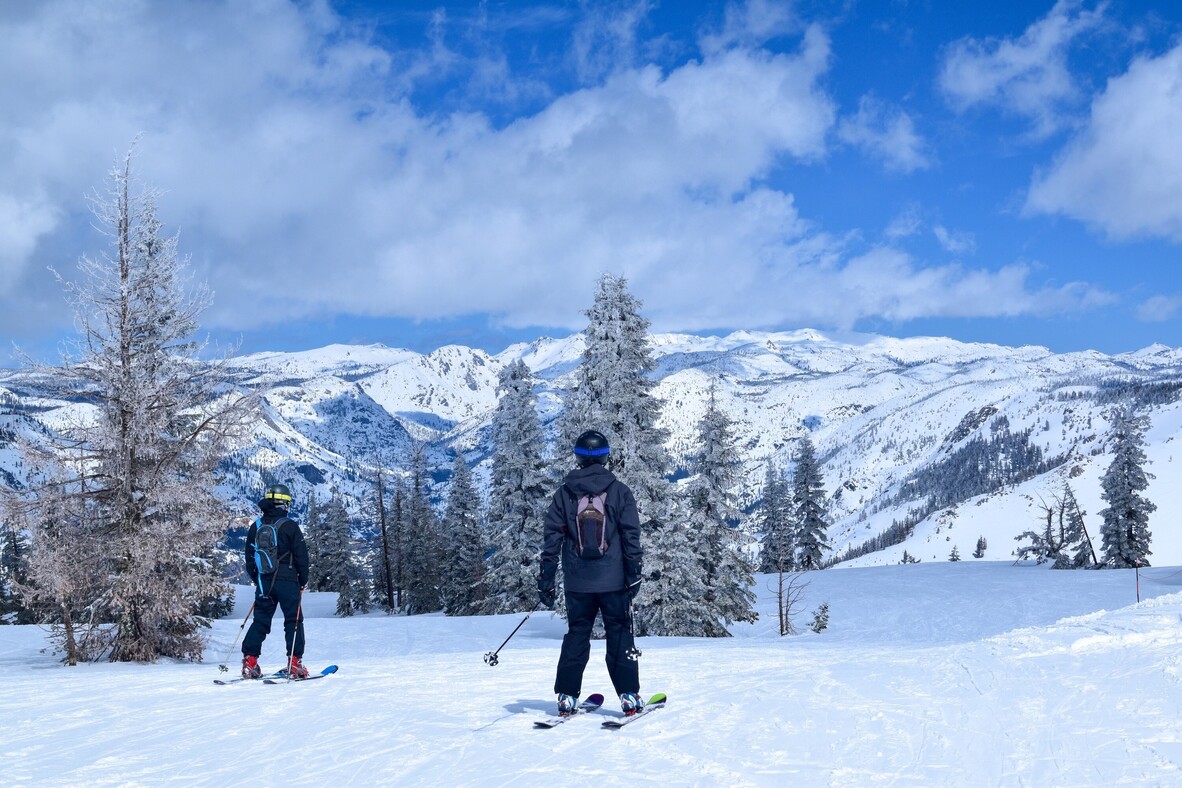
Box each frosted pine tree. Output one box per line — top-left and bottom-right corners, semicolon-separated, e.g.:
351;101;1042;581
792;437;830;570
484;361;550;614
11;150;256;662
558;274;676;633
758;460;794;572
303;495;326;589
402;446;444;614
1061;484;1097;568
684;383;757;636
440;453;488;616
314;492;370;616
637;521;711;636
1099;408;1156;568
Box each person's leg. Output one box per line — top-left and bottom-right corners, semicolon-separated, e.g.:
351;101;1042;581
554;591;598;696
242;591;278;658
600;590;639;696
275;582;305;658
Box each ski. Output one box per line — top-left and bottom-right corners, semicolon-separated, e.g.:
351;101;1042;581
533;693;605;728
213;669;287;685
263;664;339;684
601;693;666;729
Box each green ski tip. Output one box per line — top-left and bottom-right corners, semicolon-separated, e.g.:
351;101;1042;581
646;693;667;705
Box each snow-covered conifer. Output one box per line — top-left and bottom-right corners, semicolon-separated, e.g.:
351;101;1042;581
484;361;550;614
310;492;370;616
1099;408;1156;568
792;437;830;570
440;453;488;616
402;446;443;614
759;460;794;573
949;545;961;561
973;536;987;559
685;382;756;636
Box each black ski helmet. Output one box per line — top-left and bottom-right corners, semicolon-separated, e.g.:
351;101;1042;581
573;430;611;467
259;483;293;510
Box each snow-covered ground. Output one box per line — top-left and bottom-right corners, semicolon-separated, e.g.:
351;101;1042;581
5;563;1182;786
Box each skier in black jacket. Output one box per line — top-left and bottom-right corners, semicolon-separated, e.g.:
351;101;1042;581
538;430;645;716
242;483;311;679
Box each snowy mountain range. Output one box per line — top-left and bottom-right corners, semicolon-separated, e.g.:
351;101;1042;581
3;329;1180;566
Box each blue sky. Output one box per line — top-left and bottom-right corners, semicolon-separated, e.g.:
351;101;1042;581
1;0;1180;364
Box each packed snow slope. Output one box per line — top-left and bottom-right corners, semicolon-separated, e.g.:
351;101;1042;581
4;562;1182;787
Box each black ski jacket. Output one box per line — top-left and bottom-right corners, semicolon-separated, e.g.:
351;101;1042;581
540;464;643;594
245;512;310;590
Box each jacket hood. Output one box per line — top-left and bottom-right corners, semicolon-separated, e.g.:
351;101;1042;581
563;463;617;496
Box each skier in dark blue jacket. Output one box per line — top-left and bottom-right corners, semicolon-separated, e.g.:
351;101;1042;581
242;483;311;679
539;430;645;716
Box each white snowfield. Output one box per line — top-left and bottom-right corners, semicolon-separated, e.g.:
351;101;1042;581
4;563;1182;787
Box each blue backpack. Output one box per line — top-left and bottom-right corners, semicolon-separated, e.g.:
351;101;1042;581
252;517;291;593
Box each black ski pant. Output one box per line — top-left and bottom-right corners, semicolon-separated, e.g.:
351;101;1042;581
243;577;305;660
554;589;639;698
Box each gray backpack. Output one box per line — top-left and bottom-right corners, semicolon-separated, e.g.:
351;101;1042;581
573;491;610;560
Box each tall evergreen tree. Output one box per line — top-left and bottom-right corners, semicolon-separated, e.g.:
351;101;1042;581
759;459;794;573
362;460;397;611
484;361;550;614
684;383;757;636
0;520;34;624
8;150;256;663
366;474;409;611
440;453;488;616
402;446;444;614
1099;408;1156;568
792;437;830;570
310;492;370;616
1061;484;1097;568
558;273;676;634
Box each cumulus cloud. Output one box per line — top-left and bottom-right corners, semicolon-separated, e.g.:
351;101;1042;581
837;95;930;173
0;0;1111;348
1025;43;1182;242
938;0;1106;137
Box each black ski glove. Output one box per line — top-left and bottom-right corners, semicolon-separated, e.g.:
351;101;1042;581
626;577;642;602
538;585;556;609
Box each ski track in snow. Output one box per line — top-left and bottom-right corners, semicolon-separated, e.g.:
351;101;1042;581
5;564;1182;786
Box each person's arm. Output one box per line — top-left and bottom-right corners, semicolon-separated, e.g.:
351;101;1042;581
245;522;258;585
537;489;566;604
618;486;643;596
290;522;310;589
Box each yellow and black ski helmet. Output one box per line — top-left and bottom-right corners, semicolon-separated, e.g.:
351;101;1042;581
259;483;293;509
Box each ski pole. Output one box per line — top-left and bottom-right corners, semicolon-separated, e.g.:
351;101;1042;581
286;588;304;680
483;604;541;667
217;600;257;673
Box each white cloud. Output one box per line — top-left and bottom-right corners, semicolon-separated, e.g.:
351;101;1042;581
884;204;923;240
0;1;1111;346
1136;294;1182;322
938;0;1106;137
932;225;976;255
837;95;930;173
699;0;799;56
1025;43;1182;242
